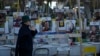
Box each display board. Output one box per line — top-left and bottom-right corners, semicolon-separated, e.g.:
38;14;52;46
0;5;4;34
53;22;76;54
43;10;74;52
56;19;76;32
65;20;76;32
57;20;66;32
34;18;77;33
40;17;52;32
13;12;24;34
89;21;100;42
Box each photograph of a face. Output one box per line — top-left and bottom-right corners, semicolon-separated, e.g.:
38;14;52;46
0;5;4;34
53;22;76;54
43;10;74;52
41;21;52;32
89;25;100;42
90;22;100;31
13;16;22;27
13;12;24;27
90;25;99;31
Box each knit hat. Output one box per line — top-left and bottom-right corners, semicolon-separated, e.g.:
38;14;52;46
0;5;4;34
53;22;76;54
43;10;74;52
22;15;30;23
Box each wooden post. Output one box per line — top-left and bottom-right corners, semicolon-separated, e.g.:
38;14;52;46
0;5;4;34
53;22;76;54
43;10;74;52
69;0;72;9
17;0;20;12
77;0;83;56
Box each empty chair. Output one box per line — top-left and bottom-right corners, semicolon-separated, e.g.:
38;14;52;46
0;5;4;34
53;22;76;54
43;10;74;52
10;48;15;56
33;48;49;56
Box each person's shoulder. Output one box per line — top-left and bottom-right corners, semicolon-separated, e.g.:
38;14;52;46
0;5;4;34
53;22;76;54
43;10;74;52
19;27;28;32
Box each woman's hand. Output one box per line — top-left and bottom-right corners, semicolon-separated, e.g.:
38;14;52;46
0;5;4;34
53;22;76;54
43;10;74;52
29;26;36;31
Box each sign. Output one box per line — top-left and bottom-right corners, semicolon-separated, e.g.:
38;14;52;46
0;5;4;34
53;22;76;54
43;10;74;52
0;10;6;14
90;21;99;25
65;20;76;32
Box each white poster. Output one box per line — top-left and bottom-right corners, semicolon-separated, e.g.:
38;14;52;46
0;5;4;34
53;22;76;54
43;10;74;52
90;21;100;29
90;21;99;25
52;20;56;32
14;27;20;34
13;12;24;17
40;17;52;32
5;21;9;33
65;20;76;31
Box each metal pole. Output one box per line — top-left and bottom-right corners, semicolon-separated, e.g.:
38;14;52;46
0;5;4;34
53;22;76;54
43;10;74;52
77;0;83;56
69;0;72;9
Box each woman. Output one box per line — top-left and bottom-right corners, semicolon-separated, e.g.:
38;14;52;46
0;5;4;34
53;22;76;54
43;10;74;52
15;16;37;56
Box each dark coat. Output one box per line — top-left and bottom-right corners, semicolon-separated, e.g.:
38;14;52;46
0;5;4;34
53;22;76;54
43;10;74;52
15;24;37;56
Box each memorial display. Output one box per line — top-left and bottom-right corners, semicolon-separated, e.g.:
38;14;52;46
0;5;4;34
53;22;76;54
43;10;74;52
0;0;100;56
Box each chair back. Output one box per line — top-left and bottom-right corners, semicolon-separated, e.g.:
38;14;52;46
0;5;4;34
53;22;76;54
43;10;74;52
33;48;49;56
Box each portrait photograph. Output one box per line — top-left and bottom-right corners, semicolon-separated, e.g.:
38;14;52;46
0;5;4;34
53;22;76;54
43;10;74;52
41;21;52;32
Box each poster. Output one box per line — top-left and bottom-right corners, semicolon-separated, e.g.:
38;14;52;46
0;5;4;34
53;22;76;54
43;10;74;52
57;20;66;31
51;19;56;32
90;26;99;33
59;20;64;27
89;22;100;42
13;12;24;34
40;17;52;32
13;16;22;27
7;16;13;33
41;21;52;32
13;12;24;27
65;20;76;32
90;21;100;30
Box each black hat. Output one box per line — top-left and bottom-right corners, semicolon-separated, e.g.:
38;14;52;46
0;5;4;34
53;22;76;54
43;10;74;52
22;15;30;23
